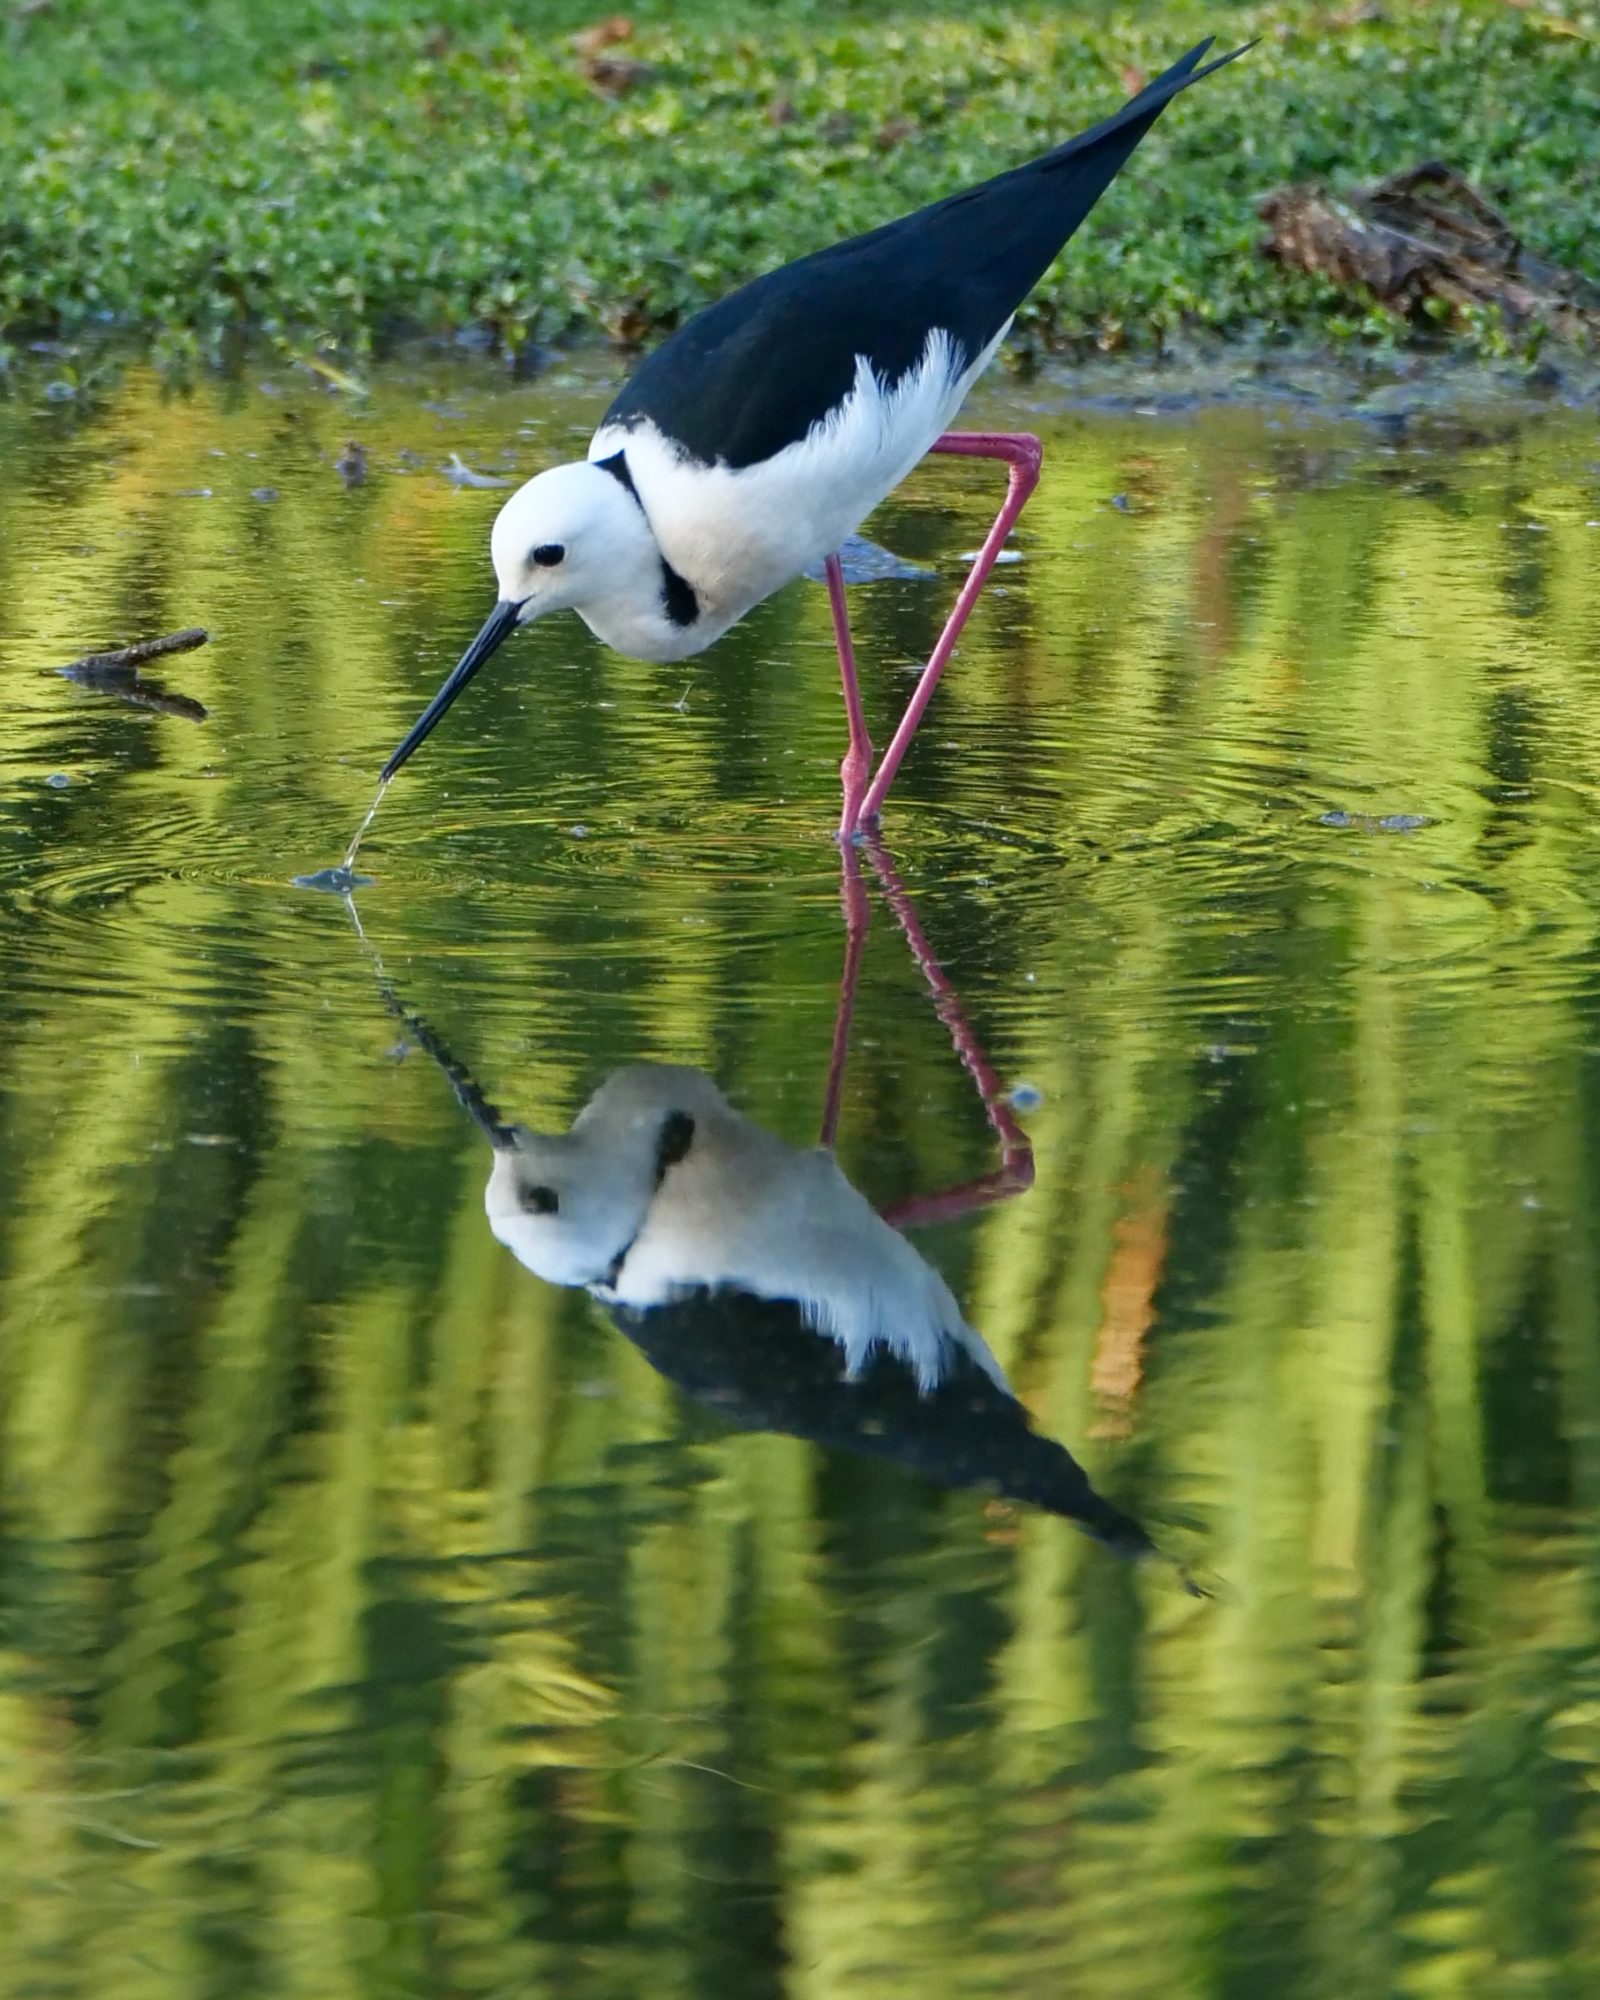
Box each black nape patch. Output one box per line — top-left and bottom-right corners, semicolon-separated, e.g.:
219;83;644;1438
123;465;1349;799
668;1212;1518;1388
654;1111;695;1184
597;450;639;502
598;1111;698;1294
597;449;699;628
660;560;699;629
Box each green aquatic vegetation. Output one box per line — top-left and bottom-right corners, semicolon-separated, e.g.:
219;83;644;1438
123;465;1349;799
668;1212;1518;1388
0;0;1596;359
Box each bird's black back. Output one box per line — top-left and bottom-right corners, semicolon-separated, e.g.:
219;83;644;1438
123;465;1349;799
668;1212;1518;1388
601;38;1245;469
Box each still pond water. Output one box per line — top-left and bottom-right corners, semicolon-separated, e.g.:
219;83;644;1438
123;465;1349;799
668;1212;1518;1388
2;348;1600;1998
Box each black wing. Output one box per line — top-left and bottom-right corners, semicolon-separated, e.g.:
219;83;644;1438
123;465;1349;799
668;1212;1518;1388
601;38;1248;469
609;1289;1156;1559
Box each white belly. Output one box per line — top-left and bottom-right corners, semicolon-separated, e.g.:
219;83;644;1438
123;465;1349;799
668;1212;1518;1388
587;323;1009;633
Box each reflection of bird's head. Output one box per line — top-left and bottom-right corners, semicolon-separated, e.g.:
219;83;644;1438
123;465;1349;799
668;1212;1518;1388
484;1067;708;1290
480;1063;1008;1395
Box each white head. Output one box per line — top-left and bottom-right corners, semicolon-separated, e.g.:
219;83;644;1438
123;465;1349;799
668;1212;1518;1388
483;1068;709;1290
485;1122;663;1290
488;462;646;616
379;460;653;782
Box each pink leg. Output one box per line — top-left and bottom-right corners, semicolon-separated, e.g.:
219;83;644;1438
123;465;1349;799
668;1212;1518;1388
825;552;874;841
853;431;1043;829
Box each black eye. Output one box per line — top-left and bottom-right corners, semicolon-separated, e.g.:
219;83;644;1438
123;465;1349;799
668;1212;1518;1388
521;1184;559;1215
531;543;565;567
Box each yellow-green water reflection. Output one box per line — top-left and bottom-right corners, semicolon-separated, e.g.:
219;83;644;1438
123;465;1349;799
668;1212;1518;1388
2;352;1600;1998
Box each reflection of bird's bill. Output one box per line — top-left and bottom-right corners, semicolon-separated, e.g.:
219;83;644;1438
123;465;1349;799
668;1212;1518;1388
346;931;515;1150
334;888;516;1150
381;597;521;781
391;998;515;1148
444;1056;507;1145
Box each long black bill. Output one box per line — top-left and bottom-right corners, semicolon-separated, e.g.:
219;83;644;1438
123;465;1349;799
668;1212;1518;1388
381;598;522;782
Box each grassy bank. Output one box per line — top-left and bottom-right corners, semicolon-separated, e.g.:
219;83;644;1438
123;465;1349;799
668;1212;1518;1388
0;0;1595;362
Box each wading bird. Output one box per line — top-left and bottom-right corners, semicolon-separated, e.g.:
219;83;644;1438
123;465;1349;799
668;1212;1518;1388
381;38;1246;836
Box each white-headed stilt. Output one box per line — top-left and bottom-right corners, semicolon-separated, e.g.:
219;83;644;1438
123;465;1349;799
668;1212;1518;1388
379;37;1248;836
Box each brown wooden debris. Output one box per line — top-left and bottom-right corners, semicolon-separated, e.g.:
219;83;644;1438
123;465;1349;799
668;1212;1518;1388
57;627;210;722
602;297;655;346
58;627;208;677
573;20;654;98
1258;161;1600;342
62;674;209;723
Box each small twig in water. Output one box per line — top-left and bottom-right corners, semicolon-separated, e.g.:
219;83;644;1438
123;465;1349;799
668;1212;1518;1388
57;628;211;721
65;676;208;723
57;627;208;677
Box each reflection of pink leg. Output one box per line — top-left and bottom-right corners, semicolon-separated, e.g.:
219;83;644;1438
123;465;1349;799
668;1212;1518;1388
818;829;1035;1222
826;552;874;842
854;431;1042;828
864;834;1034;1228
819;837;871;1149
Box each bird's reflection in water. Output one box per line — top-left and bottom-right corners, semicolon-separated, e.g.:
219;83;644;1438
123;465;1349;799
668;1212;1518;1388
376;841;1173;1577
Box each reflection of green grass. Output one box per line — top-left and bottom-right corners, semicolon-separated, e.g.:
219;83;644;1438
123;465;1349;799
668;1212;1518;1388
1;0;1595;358
3;364;1600;1995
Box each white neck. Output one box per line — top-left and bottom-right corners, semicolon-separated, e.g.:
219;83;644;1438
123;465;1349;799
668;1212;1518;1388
572;495;728;665
493;460;727;667
575;562;718;664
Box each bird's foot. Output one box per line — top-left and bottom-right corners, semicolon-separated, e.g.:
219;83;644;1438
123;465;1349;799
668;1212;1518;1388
836;802;884;846
837;742;876;843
